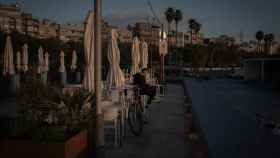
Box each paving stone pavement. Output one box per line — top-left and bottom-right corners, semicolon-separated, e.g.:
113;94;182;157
106;84;186;158
184;79;280;158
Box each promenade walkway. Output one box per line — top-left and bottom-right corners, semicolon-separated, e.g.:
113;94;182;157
184;78;280;158
106;84;186;158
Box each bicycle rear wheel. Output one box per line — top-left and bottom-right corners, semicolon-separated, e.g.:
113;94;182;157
128;103;143;136
143;105;151;123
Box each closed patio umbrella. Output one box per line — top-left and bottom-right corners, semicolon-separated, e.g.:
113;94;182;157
44;51;49;72
131;37;140;75
3;35;15;76
37;46;44;74
140;41;148;69
59;50;67;85
59;50;66;73
16;51;21;72
22;44;28;72
106;29;125;89
71;50;77;71
83;11;95;92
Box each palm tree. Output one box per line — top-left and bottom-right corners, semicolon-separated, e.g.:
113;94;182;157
188;18;197;44
255;30;264;53
174;9;183;45
268;34;275;54
165;7;175;37
164;7;175;65
194;22;202;34
264;33;274;55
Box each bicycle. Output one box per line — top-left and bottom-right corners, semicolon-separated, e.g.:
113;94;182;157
127;87;151;136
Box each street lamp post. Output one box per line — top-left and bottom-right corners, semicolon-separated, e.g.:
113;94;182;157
94;0;105;157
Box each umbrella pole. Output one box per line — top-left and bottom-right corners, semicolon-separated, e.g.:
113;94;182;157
94;0;105;157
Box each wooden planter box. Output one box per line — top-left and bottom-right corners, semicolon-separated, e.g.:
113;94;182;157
0;130;88;158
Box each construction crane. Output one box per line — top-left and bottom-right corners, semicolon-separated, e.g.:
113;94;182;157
147;0;167;40
147;0;162;25
147;0;166;82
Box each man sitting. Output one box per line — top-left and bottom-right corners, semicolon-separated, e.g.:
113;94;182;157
133;68;156;105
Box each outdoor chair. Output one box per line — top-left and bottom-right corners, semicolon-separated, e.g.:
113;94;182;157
107;85;136;143
156;84;165;97
101;84;128;147
102;100;122;147
147;77;165;97
62;83;123;147
123;85;135;137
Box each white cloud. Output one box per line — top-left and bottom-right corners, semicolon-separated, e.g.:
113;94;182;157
104;9;149;27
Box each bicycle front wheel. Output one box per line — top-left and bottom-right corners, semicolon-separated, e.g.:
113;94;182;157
128;103;143;136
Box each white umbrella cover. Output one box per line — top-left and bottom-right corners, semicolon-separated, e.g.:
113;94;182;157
71;50;77;70
37;46;44;74
59;50;66;73
44;52;49;72
106;29;125;89
83;11;95;92
140;41;148;69
3;36;15;76
16;51;21;72
22;44;28;72
131;37;140;75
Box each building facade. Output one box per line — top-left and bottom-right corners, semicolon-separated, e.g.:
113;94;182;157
38;19;59;39
184;31;204;45
102;20;118;43
133;22;161;46
0;3;134;44
176;32;185;47
21;13;39;37
59;23;84;42
0;3;22;33
117;28;133;43
0;3;39;36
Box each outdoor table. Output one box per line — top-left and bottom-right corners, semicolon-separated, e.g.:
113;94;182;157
62;84;83;94
110;85;135;102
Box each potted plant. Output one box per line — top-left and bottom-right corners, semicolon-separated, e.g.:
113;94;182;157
0;76;95;158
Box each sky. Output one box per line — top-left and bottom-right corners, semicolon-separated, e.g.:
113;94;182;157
1;0;280;41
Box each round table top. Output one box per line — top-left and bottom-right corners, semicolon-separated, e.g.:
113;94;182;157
110;84;136;91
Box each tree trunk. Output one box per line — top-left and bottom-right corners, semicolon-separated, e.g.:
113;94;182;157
175;22;178;47
257;41;260;53
190;30;193;45
258;40;261;54
270;42;273;55
168;23;171;65
264;42;268;55
175;22;178;65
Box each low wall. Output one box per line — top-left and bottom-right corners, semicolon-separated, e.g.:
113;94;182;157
244;58;280;83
